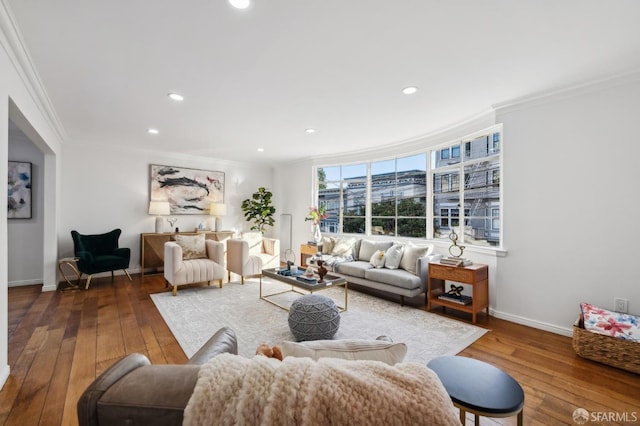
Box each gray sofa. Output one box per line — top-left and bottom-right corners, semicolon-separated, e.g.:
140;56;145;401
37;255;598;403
312;237;442;305
77;327;238;426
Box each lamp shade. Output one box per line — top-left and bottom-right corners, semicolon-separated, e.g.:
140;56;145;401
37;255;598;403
209;203;227;216
148;201;170;216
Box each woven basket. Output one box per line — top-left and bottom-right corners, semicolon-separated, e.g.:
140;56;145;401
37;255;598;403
572;317;640;374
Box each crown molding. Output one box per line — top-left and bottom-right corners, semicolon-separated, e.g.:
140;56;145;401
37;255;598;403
493;68;640;116
0;1;67;144
311;108;496;166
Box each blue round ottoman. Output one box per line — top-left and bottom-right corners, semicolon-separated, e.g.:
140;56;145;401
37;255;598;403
288;294;340;341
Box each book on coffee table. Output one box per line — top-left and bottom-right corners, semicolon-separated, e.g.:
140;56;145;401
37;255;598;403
296;275;318;284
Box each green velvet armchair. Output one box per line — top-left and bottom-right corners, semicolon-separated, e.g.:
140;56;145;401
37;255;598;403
71;229;132;289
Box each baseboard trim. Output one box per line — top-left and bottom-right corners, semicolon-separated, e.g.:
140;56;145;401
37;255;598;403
0;365;10;390
8;278;42;287
490;308;573;337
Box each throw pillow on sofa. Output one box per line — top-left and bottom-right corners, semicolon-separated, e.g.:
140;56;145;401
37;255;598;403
280;339;407;365
175;234;207;260
399;243;434;274
358;240;394;261
321;236;336;254
369;250;386;268
384;244;404;269
331;237;356;257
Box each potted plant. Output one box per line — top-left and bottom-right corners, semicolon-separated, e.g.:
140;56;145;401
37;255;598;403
241;187;276;234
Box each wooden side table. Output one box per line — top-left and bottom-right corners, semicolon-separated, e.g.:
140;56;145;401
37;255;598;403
427;262;489;323
58;257;81;290
300;243;319;267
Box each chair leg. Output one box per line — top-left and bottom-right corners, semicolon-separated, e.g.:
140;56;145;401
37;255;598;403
85;275;93;290
111;271;114;279
228;271;231;282
241;276;245;285
123;269;132;281
172;285;178;296
219;279;223;288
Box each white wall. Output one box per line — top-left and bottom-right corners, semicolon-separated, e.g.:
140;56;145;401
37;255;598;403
273;74;640;336
1;4;64;390
7;127;44;286
59;143;275;270
494;74;640;334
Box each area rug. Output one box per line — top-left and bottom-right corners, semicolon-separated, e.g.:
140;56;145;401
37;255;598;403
150;278;488;363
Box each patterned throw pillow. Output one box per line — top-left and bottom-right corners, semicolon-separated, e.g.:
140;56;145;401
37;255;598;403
580;302;639;341
384;244;404;269
369;250;386;268
175;234;207;260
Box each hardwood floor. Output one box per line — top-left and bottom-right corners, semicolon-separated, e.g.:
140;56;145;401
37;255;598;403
3;275;639;425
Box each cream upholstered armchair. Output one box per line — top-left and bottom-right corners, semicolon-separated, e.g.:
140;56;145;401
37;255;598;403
227;232;280;284
164;235;226;296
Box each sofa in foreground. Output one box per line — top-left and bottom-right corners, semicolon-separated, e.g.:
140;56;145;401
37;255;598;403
77;327;460;426
311;236;442;305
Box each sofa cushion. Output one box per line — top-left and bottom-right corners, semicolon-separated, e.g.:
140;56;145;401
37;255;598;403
384;244;404;269
335;260;372;278
280;339;407;365
399;243;433;274
358;240;394;261
174;234;206;260
365;267;422;291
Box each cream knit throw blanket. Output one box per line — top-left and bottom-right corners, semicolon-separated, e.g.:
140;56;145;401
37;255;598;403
183;354;460;426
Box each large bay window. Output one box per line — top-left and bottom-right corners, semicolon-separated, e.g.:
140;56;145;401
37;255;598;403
316;126;502;248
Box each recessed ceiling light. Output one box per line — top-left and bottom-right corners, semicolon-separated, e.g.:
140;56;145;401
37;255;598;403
147;128;159;135
228;0;250;9
402;86;418;95
305;128;316;134
168;93;184;101
257;147;264;152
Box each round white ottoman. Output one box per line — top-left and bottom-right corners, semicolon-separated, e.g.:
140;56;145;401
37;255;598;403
288;294;340;341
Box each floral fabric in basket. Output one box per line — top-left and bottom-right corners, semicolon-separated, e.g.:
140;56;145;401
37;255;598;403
580;303;639;341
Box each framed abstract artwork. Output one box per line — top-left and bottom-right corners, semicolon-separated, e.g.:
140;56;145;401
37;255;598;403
8;161;32;219
150;164;224;214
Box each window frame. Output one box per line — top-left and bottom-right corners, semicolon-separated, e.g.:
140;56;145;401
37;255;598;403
313;125;503;249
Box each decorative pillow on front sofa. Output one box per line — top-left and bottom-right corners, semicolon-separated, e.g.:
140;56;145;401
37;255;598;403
384;244;404;269
280;339;407;365
175;234;207;260
369;250;386;268
580;302;639;341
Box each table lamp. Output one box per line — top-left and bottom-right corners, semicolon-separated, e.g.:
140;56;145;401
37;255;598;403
148;201;170;233
209;203;227;231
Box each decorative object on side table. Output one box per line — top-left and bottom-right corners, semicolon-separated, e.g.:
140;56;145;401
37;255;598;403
440;228;472;266
305;204;327;244
316;260;328;282
437;284;472;305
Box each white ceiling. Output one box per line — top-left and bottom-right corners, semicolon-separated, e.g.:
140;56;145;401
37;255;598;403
7;0;640;164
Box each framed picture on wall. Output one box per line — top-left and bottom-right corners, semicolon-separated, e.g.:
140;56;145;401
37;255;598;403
8;161;32;219
150;164;224;214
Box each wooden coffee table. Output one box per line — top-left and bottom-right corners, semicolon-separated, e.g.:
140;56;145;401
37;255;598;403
260;267;348;312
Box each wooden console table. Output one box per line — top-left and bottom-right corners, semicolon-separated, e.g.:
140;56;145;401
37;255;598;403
141;230;235;279
427;262;489;323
